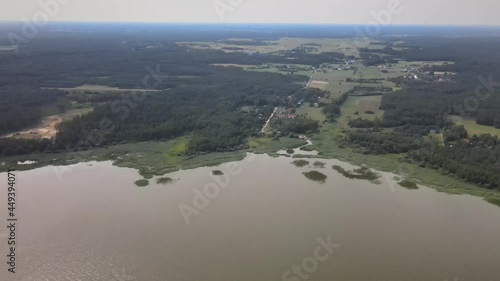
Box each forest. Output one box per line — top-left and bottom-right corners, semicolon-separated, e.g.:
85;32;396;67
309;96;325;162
0;86;67;135
0;27;324;156
342;36;500;190
1;24;500;190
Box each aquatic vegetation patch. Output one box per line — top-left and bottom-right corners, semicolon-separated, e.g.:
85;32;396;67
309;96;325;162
212;170;224;176
156;177;175;185
135;179;150;187
292;160;310;167
332;165;379;181
299;145;316;152
486;198;500;207
398;179;419;190
303;171;327;183
313;161;326;168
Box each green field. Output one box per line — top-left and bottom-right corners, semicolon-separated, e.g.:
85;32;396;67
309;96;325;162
295;106;327;123
247;137;307;155
178;37;373;56
213;63;315;78
339;95;384;121
307;63;401;99
451;116;500;138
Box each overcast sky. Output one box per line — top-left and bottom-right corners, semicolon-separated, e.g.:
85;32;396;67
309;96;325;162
2;0;499;26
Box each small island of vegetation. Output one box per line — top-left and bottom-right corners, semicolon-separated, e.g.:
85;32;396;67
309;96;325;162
303;171;327;183
398;179;419;189
332;165;379;181
135;179;150;187
292;160;310;167
212;170;224;176
156;177;175;185
313;161;326;168
299;145;316;152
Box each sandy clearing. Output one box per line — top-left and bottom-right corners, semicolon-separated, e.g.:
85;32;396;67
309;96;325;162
43;84;162;93
5;115;62;140
0;47;16;51
310;80;329;85
3;108;93;140
211;64;258;69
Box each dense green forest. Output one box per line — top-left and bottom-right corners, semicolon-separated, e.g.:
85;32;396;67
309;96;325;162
54;68;306;154
342;37;500;190
1;24;500;191
0;27;326;156
0;86;66;135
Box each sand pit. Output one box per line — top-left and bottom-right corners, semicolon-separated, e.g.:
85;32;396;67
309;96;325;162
6;115;62;140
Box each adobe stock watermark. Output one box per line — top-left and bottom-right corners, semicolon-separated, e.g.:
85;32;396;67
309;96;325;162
0;232;7;246
213;0;243;21
178;153;255;224
444;278;493;281
281;234;340;281
347;0;412;52
112;268;136;281
51;64;164;182
7;0;73;54
446;74;499;122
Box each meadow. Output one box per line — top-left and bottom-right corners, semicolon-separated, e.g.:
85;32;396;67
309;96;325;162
450;116;500;138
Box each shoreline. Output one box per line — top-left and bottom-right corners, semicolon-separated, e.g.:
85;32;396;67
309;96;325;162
1;136;499;207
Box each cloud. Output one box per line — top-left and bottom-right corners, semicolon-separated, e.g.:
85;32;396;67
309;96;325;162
0;0;498;26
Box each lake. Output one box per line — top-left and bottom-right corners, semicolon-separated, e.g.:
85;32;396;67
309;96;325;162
1;153;500;281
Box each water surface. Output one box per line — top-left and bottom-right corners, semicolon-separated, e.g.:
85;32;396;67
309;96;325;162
1;154;500;281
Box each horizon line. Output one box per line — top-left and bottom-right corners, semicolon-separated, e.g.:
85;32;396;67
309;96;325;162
0;20;499;28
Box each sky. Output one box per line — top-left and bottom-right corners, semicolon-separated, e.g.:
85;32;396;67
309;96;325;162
2;0;499;26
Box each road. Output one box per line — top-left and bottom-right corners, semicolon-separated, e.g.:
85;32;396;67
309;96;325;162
260;70;317;134
305;70;317;88
261;107;278;133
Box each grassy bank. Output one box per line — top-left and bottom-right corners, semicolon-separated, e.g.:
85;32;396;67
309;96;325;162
0;136;306;178
0;139;245;178
311;114;500;206
247;137;307;155
1;120;499;206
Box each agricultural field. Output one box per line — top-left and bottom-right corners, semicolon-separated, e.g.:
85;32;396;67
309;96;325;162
44;84;162;93
450;116;500;138
351;95;384;121
207;39;455;106
212;63;316;77
178;37;372;56
337;96;384;127
295;106;327;123
306;62;401;98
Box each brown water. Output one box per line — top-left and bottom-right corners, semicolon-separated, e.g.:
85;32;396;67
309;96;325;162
1;153;500;281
